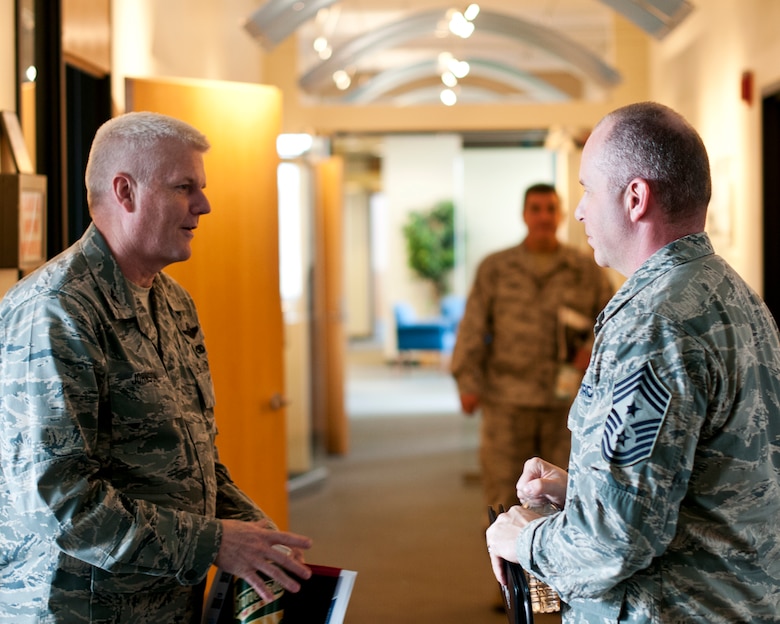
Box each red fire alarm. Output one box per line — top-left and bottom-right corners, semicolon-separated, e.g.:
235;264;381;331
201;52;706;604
741;70;753;106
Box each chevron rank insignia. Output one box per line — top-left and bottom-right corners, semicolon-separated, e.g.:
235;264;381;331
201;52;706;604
602;362;671;466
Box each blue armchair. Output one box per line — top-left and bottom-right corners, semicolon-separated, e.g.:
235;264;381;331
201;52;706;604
439;294;465;332
394;302;456;354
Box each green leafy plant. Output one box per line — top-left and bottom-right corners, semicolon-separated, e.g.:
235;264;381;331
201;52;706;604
402;199;455;298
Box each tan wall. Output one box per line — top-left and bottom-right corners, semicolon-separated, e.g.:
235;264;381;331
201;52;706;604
0;0;14;112
312;157;348;454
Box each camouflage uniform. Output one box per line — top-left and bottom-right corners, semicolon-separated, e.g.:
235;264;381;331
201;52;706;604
0;224;269;623
517;233;780;622
452;242;613;508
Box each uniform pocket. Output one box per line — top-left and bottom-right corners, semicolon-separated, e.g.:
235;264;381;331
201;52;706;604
108;370;179;426
194;370;216;411
91;566;178;594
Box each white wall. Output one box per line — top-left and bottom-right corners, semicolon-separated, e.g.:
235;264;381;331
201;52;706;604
380;133;462;355
650;0;780;295
278;162;313;474
344;188;373;338
111;0;264;113
376;139;558;355
460;147;556;291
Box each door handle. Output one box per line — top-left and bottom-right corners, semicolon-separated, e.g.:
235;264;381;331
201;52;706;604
269;393;290;411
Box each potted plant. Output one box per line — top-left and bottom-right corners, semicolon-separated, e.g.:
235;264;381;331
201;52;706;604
402;199;455;299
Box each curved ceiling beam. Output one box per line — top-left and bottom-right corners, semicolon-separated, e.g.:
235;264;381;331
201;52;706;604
343;58;570;104
393;85;504;107
299;8;621;92
596;0;693;39
475;10;620;87
243;0;338;49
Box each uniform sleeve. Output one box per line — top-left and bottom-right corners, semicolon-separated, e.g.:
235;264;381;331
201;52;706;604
516;312;717;602
214;460;274;527
450;259;493;395
0;294;219;585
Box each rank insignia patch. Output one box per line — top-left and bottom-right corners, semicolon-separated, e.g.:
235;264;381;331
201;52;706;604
602;362;671;466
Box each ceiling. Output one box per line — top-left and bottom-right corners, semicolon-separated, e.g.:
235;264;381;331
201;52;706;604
243;0;694;107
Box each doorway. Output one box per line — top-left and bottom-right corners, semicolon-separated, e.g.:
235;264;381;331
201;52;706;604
762;89;780;320
65;64;110;244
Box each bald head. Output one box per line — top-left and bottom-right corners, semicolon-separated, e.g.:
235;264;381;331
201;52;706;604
595;102;711;227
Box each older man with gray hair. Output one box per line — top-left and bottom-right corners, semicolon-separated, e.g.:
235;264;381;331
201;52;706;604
0;112;312;623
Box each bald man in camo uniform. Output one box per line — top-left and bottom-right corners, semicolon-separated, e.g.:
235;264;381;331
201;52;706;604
487;102;780;622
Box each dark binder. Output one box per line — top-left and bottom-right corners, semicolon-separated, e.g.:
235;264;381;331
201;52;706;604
203;564;356;624
488;505;534;624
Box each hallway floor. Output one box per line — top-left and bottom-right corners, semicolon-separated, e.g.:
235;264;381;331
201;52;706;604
288;350;562;624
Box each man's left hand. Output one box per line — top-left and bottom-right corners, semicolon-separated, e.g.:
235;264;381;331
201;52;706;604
486;505;542;585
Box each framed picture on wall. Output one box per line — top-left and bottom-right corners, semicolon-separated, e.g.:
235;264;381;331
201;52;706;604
0;173;47;273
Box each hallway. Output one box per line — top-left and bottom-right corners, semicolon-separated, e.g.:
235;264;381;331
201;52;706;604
288;351;561;624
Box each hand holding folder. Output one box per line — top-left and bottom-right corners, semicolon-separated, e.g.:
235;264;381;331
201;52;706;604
488;505;534;624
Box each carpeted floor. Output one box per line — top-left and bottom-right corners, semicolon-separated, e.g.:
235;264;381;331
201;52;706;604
288;352;562;624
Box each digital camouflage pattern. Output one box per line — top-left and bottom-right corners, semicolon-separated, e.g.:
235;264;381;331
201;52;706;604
453;242;613;513
516;233;780;623
452;242;614;408
0;224;268;623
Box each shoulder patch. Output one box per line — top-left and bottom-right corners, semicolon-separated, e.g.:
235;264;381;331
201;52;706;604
601;362;671;466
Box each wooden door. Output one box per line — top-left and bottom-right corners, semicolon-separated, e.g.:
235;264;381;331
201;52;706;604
126;78;289;526
312;156;348;454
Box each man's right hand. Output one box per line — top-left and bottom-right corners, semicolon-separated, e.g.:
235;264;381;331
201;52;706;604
216;519;313;603
459;392;480;414
516;457;568;509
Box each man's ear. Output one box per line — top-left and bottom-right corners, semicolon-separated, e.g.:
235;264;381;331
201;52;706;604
112;173;136;212
624;178;651;223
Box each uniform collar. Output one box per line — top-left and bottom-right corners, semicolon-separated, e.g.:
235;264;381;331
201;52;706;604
594;232;714;334
517;240;582;271
81;223;137;320
80;223;186;322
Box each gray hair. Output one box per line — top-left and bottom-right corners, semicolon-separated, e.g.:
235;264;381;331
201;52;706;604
85;111;210;208
597;102;711;221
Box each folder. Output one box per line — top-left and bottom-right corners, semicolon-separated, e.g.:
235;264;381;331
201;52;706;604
203;564;356;624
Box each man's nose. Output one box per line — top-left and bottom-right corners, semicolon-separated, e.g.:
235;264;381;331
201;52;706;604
574;200;585;222
194;191;211;215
